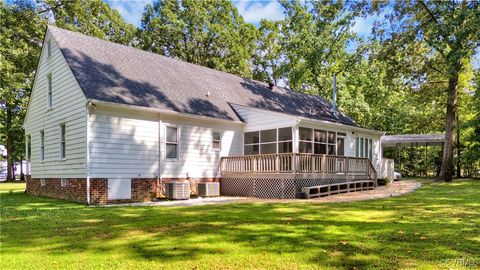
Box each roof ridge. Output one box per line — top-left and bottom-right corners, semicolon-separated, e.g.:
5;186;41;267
47;25;337;103
46;25;358;126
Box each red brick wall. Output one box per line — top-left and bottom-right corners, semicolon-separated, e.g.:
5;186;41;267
89;178;108;204
26;178;87;203
132;178;158;202
26;177;221;204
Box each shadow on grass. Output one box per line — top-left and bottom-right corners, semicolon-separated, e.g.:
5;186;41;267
1;180;479;269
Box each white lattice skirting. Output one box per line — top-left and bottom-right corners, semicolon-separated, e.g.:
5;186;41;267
220;174;371;199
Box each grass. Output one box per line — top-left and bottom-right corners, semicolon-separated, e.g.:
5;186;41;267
1;180;479;270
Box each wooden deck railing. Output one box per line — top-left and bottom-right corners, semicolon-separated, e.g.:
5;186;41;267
220;153;377;180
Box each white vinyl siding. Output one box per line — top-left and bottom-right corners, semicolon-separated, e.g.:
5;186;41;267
159;114;243;179
23;30;87;179
230;104;297;132
88;107;160;180
88;106;243;180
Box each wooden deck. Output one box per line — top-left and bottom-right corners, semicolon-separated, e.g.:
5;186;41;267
220;154;377;199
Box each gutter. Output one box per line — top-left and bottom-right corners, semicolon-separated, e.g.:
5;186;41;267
86;99;245;125
298;117;386;136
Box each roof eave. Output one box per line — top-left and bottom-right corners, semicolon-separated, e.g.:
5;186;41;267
87;99;245;125
298;117;385;135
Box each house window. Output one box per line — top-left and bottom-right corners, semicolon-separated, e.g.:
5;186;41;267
60;124;66;159
47;40;52;58
47;74;53;108
40;178;45;187
244;127;292;155
26;134;31;160
40;131;45;161
212;132;221;151
166;126;178;159
355;137;373;160
61;178;67;187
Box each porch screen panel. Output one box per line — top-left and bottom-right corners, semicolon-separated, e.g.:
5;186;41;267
278;127;293;153
244;128;292;155
336;137;345;156
299;127;313;153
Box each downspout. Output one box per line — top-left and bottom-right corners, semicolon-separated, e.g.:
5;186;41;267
157;116;162;198
86;101;92;205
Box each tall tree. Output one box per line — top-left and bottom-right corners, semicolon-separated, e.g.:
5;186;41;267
139;0;257;78
0;0;136;181
378;0;480;181
0;0;45;181
252;19;283;85
41;0;136;45
279;0;366;97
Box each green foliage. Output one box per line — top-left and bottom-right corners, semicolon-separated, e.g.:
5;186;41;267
42;0;137;45
0;0;45;180
0;0;136;180
139;0;257;77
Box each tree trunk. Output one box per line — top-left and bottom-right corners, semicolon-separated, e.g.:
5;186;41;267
456;114;461;178
437;75;458;182
20;160;25;181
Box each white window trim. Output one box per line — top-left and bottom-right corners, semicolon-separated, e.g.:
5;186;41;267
40;130;45;161
40;178;45;187
165;124;179;160
59;124;66;160
212;131;221;151
47;39;52;58
60;178;67;188
26;134;31;161
47;73;53;109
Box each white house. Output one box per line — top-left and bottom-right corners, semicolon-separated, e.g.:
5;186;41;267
24;26;384;204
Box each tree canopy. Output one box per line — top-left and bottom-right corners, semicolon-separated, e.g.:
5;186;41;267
1;0;479;180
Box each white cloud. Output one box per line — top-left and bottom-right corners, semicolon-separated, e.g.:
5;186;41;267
352;16;374;37
234;0;285;24
105;0;152;26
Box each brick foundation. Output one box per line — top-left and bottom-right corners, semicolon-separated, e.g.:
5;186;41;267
90;178;108;204
26;177;220;204
26;178;87;203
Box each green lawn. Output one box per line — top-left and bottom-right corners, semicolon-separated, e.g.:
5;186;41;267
1;180;479;270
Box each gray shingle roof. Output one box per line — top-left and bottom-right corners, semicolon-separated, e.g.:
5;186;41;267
49;25;357;126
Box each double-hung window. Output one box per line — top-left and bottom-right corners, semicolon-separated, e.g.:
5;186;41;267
166;126;178;159
47;40;52;58
40;131;45;161
60;124;66;159
47;74;53;108
26;134;31;160
212;132;221;151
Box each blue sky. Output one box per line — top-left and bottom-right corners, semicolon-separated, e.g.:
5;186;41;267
104;0;375;38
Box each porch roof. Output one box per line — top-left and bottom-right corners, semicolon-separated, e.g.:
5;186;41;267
381;134;445;147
